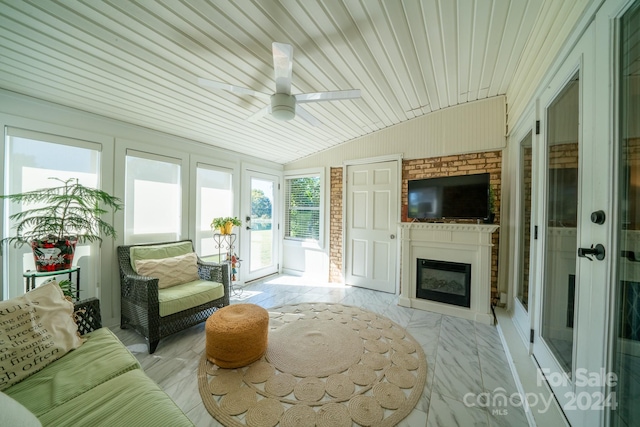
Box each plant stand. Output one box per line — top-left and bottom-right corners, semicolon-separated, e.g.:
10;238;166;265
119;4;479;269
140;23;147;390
213;233;242;297
23;266;81;300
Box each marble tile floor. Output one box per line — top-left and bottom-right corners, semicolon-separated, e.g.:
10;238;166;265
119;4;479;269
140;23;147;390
113;275;529;427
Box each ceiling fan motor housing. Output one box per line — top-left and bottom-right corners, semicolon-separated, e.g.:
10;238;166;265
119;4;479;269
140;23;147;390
271;93;296;121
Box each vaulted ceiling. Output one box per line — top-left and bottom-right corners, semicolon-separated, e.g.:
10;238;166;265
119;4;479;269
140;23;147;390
0;0;543;164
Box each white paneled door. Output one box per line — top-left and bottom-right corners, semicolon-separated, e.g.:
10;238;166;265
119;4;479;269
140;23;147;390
345;160;399;293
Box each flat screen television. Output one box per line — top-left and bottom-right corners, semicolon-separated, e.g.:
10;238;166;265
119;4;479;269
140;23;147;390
408;173;490;219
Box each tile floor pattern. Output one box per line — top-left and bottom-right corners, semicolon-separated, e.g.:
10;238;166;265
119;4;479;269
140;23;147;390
114;276;529;427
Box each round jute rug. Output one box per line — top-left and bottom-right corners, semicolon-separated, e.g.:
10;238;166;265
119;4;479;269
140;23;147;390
197;303;427;427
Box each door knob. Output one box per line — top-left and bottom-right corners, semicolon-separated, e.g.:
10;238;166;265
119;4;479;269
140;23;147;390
390;234;395;239
590;210;606;225
578;244;605;261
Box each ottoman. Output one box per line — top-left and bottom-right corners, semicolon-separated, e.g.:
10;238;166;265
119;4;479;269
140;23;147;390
205;303;269;368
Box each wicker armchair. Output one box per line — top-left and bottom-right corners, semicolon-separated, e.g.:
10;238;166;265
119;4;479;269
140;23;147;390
117;240;230;353
74;297;102;335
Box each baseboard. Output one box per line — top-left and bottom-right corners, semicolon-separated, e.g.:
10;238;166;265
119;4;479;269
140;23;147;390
494;307;570;427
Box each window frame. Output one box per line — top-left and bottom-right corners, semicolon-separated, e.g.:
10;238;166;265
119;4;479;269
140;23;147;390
193;162;235;258
3;127;104;300
283;168;325;248
121;146;186;245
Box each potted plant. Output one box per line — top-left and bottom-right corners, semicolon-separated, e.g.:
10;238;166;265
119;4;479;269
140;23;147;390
484;186;496;224
211;216;242;235
1;178;123;272
57;279;76;300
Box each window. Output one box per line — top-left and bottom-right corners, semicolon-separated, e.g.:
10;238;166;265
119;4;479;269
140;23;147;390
284;175;321;242
195;164;233;257
3;127;101;299
124;150;181;244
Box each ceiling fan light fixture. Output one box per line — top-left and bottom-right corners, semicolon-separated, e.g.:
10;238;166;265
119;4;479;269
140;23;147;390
271;93;296;121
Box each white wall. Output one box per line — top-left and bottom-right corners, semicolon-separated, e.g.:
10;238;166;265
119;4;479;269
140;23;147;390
282;96;507;280
506;0;597;133
0;90;281;327
285;96;507;170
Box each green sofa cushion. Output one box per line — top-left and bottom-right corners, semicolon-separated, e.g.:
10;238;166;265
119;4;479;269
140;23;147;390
5;328;140;417
159;279;225;317
37;369;193;427
129;241;193;272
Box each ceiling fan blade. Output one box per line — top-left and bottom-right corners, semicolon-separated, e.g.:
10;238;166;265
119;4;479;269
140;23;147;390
197;78;270;99
272;42;293;95
247;104;271;122
295;89;361;103
295;105;322;127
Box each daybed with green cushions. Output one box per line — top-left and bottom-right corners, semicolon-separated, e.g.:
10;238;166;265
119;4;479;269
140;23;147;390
0;286;193;427
118;239;230;353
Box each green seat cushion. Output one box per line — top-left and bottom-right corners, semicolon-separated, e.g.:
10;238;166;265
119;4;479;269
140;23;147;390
129;241;193;272
37;369;193;427
159;279;225;317
6;328;140;417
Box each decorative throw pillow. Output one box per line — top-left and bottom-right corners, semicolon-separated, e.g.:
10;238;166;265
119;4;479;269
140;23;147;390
0;391;42;426
129;241;193;272
134;252;200;289
0;281;84;391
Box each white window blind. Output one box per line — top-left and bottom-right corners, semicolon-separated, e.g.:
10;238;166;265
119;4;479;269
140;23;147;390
196;164;233;257
284;175;320;241
124;150;181;244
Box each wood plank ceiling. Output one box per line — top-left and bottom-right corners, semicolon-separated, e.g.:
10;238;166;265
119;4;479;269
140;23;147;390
0;0;542;164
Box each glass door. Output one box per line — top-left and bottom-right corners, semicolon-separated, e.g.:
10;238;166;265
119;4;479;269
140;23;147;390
513;130;535;341
533;65;588;424
611;2;640;425
539;73;580;375
243;170;279;282
532;18;610;426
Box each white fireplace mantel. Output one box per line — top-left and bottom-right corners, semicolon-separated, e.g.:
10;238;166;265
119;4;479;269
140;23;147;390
398;222;499;324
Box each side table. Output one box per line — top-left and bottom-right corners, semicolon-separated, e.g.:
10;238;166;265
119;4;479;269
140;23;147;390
23;267;81;300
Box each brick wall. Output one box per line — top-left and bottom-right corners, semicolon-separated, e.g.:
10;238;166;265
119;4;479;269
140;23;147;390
548;143;578;228
625;138;640;230
329;167;343;283
521;145;533;307
402;151;502;299
328;151;502;300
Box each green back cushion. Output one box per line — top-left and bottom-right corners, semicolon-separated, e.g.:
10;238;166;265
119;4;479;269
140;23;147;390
129;241;193;272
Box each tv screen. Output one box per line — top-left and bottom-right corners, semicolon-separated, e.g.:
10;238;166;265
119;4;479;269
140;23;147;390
408;173;490;219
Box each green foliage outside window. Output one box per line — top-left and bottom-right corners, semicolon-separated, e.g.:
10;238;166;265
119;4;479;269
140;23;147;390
286;176;320;241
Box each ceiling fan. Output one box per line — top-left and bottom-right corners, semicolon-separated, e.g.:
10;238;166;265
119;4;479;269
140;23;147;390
198;42;361;126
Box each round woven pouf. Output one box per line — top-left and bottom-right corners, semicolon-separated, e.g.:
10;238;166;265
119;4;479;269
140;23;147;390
206;304;269;369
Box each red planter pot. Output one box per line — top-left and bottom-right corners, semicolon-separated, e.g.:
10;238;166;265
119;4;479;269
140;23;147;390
31;239;77;272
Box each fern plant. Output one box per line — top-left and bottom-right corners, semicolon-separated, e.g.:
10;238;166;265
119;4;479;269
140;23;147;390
1;177;123;249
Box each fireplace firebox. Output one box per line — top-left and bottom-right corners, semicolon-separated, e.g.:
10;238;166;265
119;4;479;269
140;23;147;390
416;259;471;308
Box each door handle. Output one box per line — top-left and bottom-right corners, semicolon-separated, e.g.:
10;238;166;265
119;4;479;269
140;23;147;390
390;234;395;239
578;244;605;261
621;250;640;262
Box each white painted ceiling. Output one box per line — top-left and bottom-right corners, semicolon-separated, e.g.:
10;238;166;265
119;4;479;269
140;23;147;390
0;0;543;164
